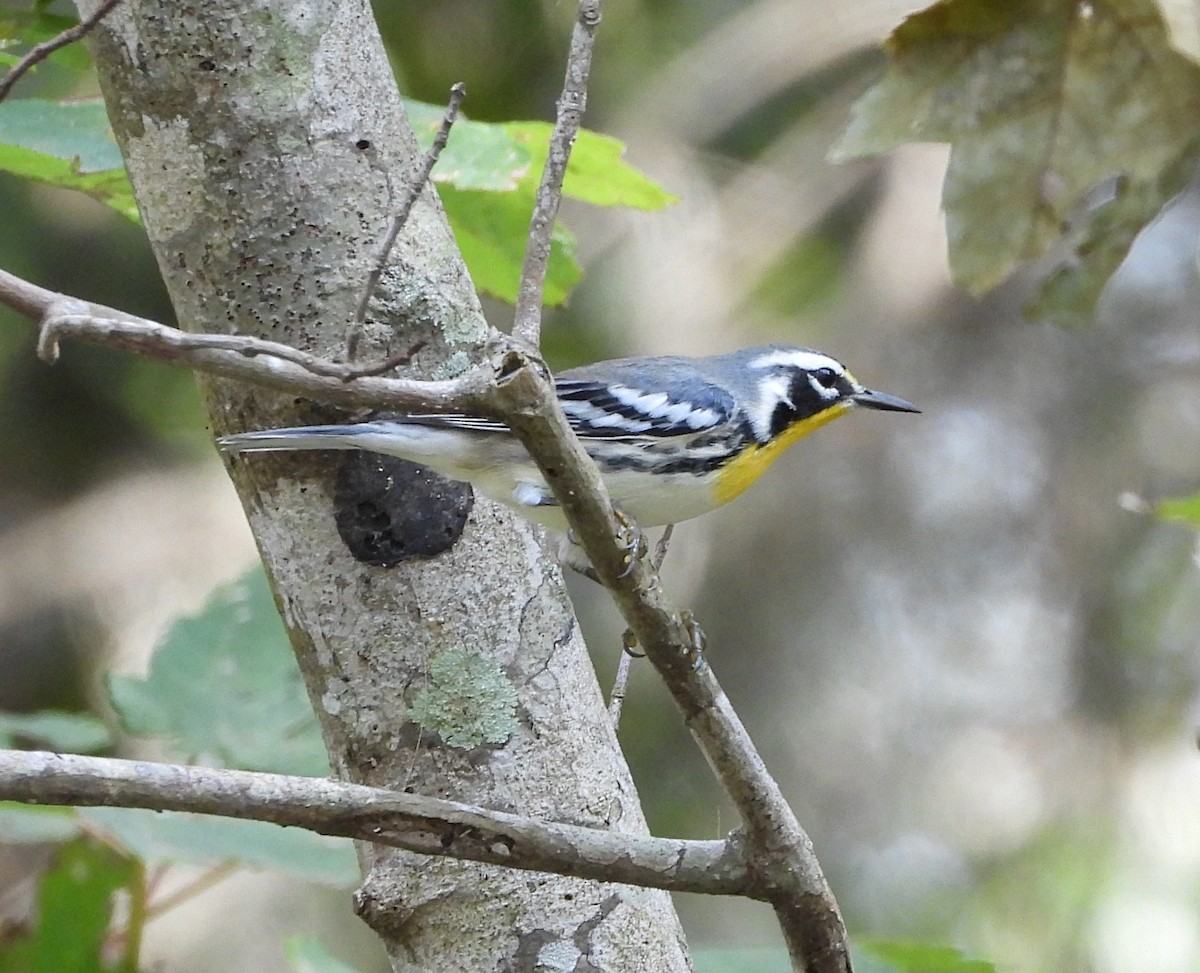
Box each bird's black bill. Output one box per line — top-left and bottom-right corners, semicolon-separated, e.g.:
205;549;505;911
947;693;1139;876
852;389;920;413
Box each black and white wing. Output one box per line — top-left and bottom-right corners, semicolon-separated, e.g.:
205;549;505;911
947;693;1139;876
393;368;733;442
556;374;734;443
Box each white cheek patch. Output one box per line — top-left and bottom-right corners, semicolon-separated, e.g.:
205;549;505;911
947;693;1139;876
748;374;794;440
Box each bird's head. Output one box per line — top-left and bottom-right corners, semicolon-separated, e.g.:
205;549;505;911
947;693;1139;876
738;346;919;445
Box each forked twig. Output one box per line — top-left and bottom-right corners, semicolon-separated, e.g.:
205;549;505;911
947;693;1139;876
348;82;467;360
0;0;123;103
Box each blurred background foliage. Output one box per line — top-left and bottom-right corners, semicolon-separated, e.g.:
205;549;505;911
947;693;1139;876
3;1;1200;972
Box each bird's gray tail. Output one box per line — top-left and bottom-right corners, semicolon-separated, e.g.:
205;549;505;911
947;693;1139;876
216;422;390;454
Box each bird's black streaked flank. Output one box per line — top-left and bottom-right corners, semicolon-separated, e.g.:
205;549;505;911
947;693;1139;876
217;344;919;530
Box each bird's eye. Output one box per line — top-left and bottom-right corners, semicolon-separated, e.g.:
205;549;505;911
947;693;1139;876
813;367;838;389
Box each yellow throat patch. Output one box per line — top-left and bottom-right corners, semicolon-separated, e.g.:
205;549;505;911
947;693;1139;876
713;401;851;506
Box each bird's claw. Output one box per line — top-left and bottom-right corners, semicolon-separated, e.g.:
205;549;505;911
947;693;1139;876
621;628;645;658
613;508;647;578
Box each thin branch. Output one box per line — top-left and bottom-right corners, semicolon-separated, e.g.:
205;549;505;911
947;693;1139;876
0;750;750;898
348;83;467;360
144;861;241;919
609;524;673;726
339;341;427;380
0;0;123;103
0;267;492;416
511;0;601;346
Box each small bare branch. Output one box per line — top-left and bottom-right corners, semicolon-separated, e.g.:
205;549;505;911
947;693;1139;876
349;82;467;359
0;267;492;416
511;0;601;346
339;341;427;380
0;0;123;103
0;750;750;897
609;524;673;726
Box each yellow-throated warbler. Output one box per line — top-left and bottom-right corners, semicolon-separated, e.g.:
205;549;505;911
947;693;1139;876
217;345;918;530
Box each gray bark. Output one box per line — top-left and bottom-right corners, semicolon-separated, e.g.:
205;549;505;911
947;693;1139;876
77;1;692;969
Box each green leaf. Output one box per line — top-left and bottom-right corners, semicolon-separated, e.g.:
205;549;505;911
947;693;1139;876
507;122;677;210
107;567;328;777
833;0;1200;321
286;937;366;973
438;183;581;304
406;99;531;191
80;807;359;887
0;99;138;220
402;99;673;303
0;802;83;844
0;10;93;74
1154;491;1200;528
0;710;112;753
404;99;676;208
0;837;143;973
857;940;995;973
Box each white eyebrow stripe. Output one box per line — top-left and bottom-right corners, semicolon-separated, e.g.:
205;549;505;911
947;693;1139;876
749;349;843;373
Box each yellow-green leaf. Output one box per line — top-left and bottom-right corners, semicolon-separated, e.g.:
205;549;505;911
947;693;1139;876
1155;491;1200;528
508;121;678;210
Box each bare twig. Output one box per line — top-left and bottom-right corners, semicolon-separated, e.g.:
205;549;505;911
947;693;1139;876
144;861;241;919
511;0;601;346
609;524;674;725
349;83;467;360
0;266;492;415
652;523;676;569
338;341;427;380
0;750;749;897
0;0;123;103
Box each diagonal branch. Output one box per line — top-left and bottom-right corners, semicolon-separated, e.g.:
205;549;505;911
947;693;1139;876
511;0;601;346
490;356;851;973
0;749;749;897
505;0;849;963
0;0;123;103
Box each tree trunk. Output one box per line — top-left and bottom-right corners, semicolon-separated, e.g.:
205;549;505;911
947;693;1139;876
78;1;692;969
